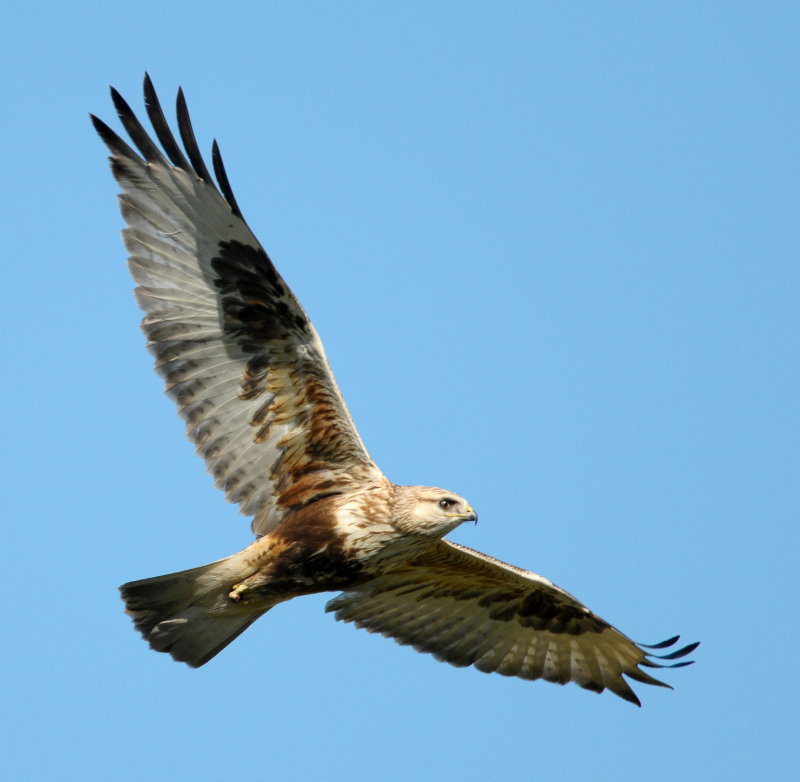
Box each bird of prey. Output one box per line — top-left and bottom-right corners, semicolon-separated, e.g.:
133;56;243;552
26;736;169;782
92;75;696;706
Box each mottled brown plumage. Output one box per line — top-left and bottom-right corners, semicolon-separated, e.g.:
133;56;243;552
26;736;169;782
96;75;697;706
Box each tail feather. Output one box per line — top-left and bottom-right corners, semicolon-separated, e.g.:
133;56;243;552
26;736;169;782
145;608;266;667
120;557;271;667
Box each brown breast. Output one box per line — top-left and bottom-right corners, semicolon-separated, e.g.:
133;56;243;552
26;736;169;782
267;496;368;593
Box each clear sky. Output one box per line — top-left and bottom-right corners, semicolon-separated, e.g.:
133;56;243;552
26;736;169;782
2;2;797;780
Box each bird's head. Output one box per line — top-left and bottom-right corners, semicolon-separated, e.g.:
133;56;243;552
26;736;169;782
392;486;478;537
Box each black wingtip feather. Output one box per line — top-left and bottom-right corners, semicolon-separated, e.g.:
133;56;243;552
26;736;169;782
613;684;642;707
639;637;699;674
176;87;213;183
625;666;673;690
654;641;700;660
90;112;113;141
95;75;244;220
91;113;141;161
110;87;166;165
640;635;700;662
640;635;681;650
143;74;191;170
212;139;243;217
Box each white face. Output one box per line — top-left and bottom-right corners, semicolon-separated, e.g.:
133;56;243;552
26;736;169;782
399;487;477;537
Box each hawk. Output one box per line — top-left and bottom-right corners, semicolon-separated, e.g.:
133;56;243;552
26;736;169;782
93;75;696;706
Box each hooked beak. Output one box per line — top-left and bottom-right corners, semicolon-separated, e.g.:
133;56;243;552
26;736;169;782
445;505;478;524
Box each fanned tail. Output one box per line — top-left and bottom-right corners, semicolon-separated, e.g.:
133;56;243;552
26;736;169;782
120;556;271;667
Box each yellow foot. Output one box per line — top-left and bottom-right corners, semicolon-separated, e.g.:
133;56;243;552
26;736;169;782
228;582;249;602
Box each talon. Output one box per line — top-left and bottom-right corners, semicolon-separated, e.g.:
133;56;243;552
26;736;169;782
228;583;248;602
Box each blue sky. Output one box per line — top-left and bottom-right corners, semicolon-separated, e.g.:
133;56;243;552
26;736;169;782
2;2;797;779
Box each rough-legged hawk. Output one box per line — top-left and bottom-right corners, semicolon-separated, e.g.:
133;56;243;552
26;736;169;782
92;76;697;706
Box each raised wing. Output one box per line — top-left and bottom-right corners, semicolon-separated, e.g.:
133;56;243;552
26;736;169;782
92;75;383;536
327;540;697;705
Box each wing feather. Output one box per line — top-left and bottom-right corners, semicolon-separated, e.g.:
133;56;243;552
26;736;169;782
93;76;383;535
327;540;697;705
143;73;192;172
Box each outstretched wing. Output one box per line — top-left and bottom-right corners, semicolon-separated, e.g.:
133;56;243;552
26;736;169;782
92;75;383;536
327;540;697;705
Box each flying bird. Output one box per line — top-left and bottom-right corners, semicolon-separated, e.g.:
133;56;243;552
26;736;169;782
92;75;697;706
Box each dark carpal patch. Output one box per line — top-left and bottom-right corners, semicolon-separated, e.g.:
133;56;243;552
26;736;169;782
516;590;608;635
212;240;310;347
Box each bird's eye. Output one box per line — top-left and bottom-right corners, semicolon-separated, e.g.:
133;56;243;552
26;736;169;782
438;498;457;510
